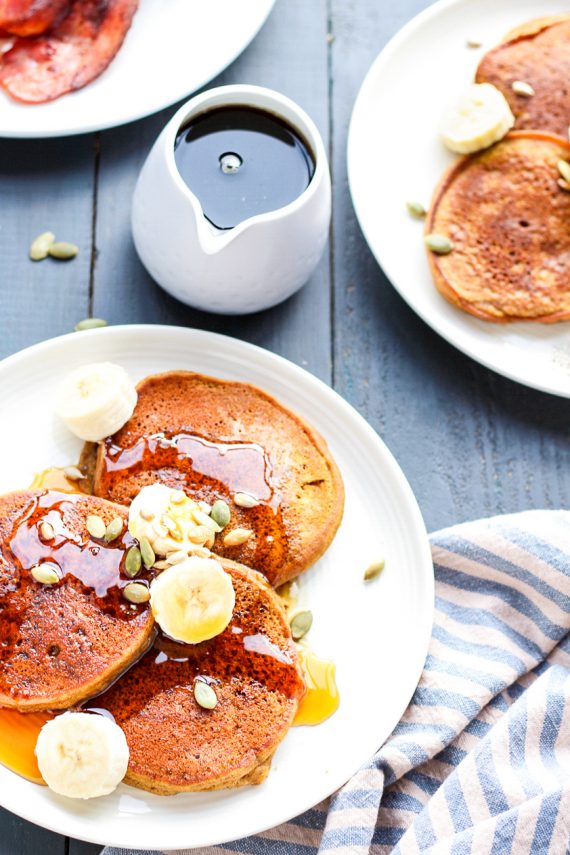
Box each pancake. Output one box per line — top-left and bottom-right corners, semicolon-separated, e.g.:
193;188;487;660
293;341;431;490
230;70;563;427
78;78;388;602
92;557;306;794
88;371;345;588
425;131;570;323
0;490;155;711
475;15;570;137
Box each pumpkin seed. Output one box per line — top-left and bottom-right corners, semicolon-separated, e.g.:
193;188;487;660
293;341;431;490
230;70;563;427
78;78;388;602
194;680;218;710
234;492;260;509
74;318;107;332
31;564;61;585
558;178;570;192
48;241;79;260
166;550;189;565
153;560;170;570
364;559;385;582
125;546;142;578
211;500;231;528
104;516;123;542
188;525;211;544
40;521;55;541
63;465;84;481
193;508;222;533
406;200;427;219
290;610;313;641
558;160;570;185
512;80;535;97
223;528;253;547
139;536;155;568
425;233;454;255
29;231;55;261
123;582;150;604
86;514;106;539
198;500;212;515
466;38;482;48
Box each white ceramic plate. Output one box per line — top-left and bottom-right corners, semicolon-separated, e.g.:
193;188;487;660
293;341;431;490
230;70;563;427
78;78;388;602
0;326;433;850
348;0;570;398
0;0;275;138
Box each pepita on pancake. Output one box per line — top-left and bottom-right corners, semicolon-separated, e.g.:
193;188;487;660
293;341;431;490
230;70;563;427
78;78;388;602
31;564;61;586
123;582;150;604
425;234;454;255
211;500;231;528
224;528;253;547
86;514;106;539
104;517;123;542
194;680;218;710
234;492;260;509
139;536;155;569
40;521;55;542
125;546;142;578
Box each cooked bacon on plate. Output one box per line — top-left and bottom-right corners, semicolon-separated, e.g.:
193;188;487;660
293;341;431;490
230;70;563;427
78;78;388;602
0;0;70;37
0;0;139;103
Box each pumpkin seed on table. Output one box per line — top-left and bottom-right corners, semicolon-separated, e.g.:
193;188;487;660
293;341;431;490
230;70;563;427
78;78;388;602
29;231;55;261
104;517;123;542
425;234;454;255
290;610;313;641
48;241;79;260
86;514;106;539
75;318;108;332
194;680;218;710
234;492;260;509
125;546;142;578
123;582;150;604
364;559;385;582
32;564;61;585
211;499;231;528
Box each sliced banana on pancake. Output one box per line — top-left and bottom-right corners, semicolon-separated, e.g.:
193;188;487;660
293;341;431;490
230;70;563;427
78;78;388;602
55;362;137;442
36;712;129;799
150;557;235;644
441;83;515;154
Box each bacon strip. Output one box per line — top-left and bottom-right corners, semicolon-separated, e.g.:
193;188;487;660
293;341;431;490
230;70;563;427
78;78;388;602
0;0;139;103
0;0;70;37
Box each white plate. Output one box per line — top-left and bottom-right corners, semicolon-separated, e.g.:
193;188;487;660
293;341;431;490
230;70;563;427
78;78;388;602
0;326;433;850
0;0;275;138
348;0;570;398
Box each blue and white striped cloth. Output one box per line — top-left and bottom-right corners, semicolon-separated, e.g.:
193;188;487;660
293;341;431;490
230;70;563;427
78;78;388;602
105;510;570;855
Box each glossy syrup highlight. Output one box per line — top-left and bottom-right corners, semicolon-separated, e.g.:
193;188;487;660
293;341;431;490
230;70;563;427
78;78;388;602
174;106;315;230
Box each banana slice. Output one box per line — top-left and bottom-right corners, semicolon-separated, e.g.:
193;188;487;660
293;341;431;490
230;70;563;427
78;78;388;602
35;712;129;799
441;83;515;154
150;556;235;644
55;362;137;442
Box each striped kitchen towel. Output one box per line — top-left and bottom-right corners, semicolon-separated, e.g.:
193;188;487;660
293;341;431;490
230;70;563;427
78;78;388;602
104;509;570;855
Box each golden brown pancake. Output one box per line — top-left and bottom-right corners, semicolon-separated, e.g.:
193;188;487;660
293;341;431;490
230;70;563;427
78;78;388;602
88;371;345;588
92;557;306;794
476;15;570;137
0;490;155;711
425;131;570;322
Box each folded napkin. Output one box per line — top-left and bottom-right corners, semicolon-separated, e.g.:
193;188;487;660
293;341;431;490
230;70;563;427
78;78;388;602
104;510;570;855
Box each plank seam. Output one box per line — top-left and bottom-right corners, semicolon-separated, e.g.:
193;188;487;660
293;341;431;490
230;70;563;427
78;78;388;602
88;133;101;317
326;0;336;390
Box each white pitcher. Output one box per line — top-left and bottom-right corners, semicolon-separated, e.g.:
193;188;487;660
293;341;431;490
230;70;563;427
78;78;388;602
131;84;331;315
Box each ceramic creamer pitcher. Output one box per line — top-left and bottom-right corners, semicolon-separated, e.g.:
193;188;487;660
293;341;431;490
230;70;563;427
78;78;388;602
131;85;331;315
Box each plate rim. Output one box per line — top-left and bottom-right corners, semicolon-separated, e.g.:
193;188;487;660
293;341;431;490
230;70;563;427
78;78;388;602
347;0;570;399
0;324;434;848
0;0;276;139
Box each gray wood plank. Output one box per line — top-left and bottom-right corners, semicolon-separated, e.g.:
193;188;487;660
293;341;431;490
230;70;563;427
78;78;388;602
91;0;332;384
0;135;96;359
329;0;570;532
0;806;64;855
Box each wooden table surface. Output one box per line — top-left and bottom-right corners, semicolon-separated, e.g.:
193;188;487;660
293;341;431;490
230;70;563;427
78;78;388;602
1;0;569;852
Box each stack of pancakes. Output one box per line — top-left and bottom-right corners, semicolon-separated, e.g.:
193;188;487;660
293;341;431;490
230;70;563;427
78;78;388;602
0;372;344;793
427;15;570;322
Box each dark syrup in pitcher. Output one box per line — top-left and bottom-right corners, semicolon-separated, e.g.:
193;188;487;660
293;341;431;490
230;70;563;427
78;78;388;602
174;106;315;230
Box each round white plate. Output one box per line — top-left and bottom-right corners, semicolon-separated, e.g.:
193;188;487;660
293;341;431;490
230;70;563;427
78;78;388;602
348;0;570;398
0;0;275;138
0;326;433;850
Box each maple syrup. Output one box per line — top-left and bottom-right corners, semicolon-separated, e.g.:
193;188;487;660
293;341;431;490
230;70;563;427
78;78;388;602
0;709;52;783
174;106;315;230
294;649;339;726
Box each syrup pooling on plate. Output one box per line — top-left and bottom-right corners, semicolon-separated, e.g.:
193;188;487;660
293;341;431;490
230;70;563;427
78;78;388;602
99;430;289;571
0;709;52;783
294;649;339;726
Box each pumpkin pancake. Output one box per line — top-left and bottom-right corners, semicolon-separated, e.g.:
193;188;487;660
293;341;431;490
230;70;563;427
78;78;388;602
0;490;155;711
92;557;306;794
425;131;570;323
475;15;570;137
88;371;345;588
